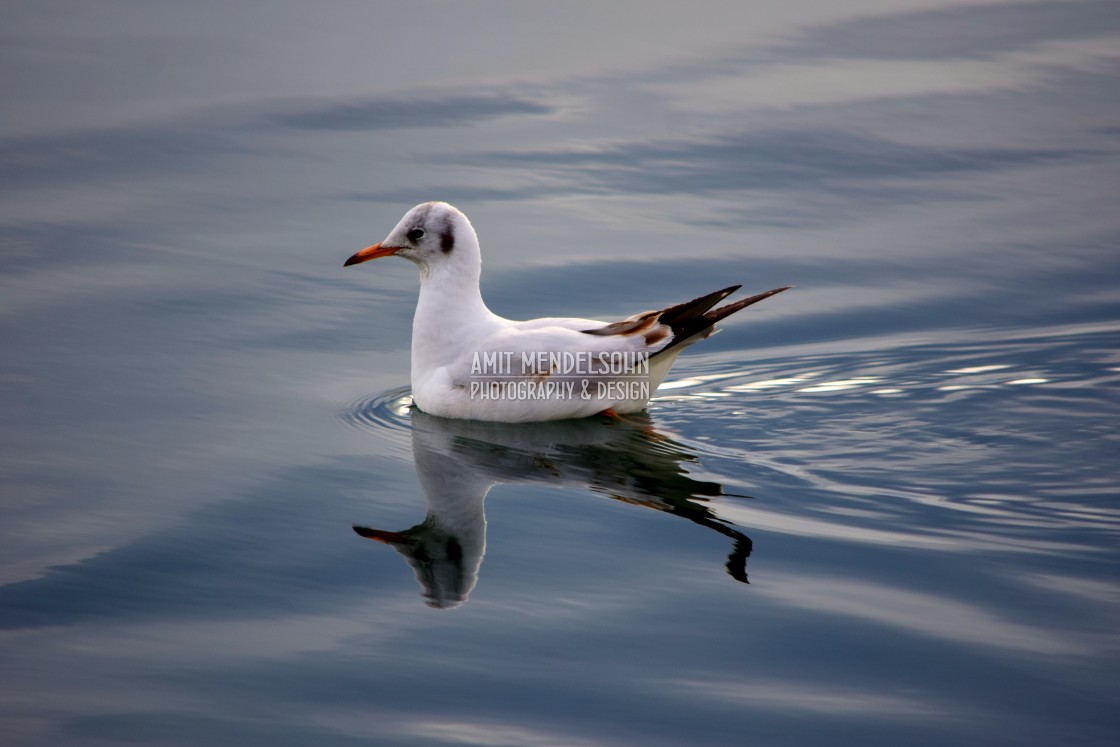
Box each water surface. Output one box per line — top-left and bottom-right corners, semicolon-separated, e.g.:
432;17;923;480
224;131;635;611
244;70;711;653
2;2;1119;745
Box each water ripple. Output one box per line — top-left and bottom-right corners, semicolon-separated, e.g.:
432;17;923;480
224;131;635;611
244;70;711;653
335;327;1119;560
649;326;1120;557
340;385;415;458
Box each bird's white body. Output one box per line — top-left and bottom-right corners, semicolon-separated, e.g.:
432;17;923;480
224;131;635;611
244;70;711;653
345;202;787;423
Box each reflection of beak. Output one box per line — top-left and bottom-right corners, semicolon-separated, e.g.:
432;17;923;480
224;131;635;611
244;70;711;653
343;243;402;267
353;525;409;545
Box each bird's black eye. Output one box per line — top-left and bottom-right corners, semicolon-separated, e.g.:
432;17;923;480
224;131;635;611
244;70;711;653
407;228;425;242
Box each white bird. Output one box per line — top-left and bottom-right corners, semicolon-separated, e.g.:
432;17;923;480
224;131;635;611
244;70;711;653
354;409;755;608
344;202;789;422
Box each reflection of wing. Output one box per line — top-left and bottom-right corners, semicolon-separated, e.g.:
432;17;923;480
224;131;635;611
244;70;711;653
354;409;755;608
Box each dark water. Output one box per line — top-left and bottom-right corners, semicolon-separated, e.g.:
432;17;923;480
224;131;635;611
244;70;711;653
2;2;1119;745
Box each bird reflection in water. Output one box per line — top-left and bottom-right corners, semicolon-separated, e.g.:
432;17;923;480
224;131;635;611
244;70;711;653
355;410;753;608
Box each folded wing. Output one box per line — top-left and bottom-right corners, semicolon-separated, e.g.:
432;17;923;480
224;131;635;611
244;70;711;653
582;285;791;358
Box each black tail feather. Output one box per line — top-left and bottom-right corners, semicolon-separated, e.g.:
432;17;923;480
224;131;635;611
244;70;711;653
652;285;791;358
656;285;741;328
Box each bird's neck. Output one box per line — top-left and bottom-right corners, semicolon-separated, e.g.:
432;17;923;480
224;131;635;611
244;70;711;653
411;254;499;370
415;256;493;324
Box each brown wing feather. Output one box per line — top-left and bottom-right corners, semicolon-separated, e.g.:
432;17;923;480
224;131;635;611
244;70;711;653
582;285;791;357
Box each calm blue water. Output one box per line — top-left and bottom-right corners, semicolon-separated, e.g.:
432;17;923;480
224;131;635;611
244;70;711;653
2;2;1119;745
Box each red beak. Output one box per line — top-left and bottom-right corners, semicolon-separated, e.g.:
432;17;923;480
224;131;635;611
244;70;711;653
344;242;402;267
353;525;409;545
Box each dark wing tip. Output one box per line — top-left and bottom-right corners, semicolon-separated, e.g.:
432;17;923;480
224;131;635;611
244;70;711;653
653;284;791;357
705;285;792;322
579;284;790;351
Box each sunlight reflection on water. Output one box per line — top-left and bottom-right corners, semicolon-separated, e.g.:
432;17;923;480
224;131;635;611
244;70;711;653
639;325;1120;562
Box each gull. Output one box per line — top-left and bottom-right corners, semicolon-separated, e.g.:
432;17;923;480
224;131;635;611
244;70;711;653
344;202;789;422
353;409;755;608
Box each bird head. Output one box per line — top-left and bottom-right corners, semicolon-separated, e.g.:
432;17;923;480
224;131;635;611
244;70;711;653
344;202;477;272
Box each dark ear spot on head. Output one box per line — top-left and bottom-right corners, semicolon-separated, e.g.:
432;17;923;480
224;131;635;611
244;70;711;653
440;229;455;254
